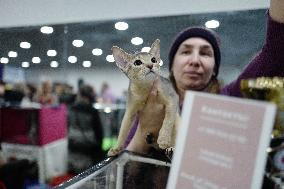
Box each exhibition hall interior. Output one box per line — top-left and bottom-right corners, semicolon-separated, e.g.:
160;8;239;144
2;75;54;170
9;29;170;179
1;0;282;188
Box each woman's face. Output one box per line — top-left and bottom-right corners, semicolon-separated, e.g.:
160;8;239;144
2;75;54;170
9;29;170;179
172;37;215;91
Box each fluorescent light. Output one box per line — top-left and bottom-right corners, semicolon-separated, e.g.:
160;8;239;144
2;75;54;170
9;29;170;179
83;61;91;67
92;48;103;56
68;56;77;63
94;103;102;109
72;39;84;47
104;107;112;113
47;50;57;56
22;62;29;68
20;42;31;49
0;57;9;64
106;55;115;62
8;51;17;58
50;61;58;68
32;57;41;64
131;37;143;45
40;26;54;34
141;47;151;52
115;22;128;31
205;20;220;29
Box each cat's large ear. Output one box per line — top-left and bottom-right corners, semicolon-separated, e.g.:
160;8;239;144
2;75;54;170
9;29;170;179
112;46;131;71
149;39;160;62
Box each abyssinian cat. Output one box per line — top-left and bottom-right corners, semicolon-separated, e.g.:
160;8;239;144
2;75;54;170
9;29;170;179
108;39;179;156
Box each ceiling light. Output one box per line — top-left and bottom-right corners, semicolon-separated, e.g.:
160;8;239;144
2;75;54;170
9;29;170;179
0;57;9;64
20;42;31;49
83;61;91;67
72;39;84;47
104;107;112;113
40;26;54;34
8;51;17;58
205;19;220;29
115;22;129;31
141;47;151;52
47;50;57;56
159;59;163;66
50;61;58;68
266;147;273;153
106;55;115;62
68;56;77;63
94;103;102;109
22;62;29;68
92;48;103;56
131;37;143;45
32;57;41;64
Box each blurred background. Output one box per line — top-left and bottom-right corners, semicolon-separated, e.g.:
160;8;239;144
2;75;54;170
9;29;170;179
0;0;268;96
0;0;270;188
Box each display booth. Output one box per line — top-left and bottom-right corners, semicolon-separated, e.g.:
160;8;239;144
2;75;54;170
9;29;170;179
0;105;68;182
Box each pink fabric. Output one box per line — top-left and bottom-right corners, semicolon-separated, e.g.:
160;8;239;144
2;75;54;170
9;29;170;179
0;105;67;146
38;105;67;145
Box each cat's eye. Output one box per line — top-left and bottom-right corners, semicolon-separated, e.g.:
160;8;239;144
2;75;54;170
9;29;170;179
134;60;143;66
151;57;157;63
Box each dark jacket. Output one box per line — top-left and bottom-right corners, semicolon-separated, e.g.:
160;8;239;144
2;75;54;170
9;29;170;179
68;101;104;173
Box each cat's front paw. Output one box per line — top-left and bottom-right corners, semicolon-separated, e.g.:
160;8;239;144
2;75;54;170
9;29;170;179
157;135;171;149
107;146;123;157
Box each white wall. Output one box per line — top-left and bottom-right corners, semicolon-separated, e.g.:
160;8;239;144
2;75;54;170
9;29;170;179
2;0;269;96
24;64;241;98
0;0;269;28
25;67;129;98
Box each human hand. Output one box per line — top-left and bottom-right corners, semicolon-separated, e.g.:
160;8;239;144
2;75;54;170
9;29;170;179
270;0;284;23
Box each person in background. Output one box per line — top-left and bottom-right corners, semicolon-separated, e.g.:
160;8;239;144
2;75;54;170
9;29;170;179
35;80;57;105
98;82;116;104
67;84;105;174
61;84;77;108
0;80;6;106
2;83;25;107
19;83;39;107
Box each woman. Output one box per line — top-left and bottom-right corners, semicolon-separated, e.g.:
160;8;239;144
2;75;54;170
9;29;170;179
68;85;105;174
122;1;284;188
125;0;284;152
169;0;284;102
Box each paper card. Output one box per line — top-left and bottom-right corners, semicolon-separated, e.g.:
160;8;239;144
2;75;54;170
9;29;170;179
167;91;276;189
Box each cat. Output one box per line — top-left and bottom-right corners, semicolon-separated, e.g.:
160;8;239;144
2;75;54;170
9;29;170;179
108;39;179;156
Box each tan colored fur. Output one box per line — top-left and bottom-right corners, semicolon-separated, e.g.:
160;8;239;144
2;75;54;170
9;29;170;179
108;39;179;156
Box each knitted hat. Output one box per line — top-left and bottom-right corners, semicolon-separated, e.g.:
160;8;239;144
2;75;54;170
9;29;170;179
168;27;221;77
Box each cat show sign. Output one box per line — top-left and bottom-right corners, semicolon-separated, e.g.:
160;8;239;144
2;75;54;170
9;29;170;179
167;91;276;189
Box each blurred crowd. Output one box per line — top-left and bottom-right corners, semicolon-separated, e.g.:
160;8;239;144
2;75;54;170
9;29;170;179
0;80;122;108
0;79;126;185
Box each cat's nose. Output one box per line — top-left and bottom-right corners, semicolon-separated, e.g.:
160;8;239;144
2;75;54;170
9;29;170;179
147;64;153;69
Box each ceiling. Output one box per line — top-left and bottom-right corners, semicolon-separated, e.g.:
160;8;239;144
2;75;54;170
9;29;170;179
0;9;267;75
